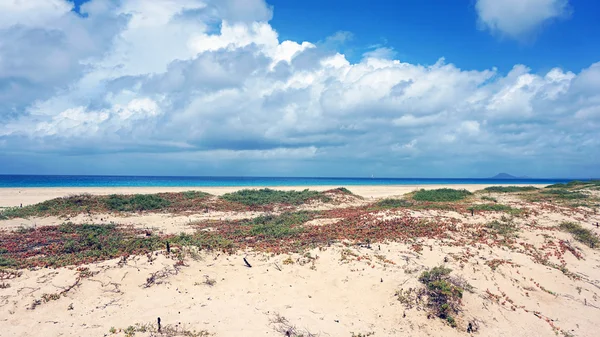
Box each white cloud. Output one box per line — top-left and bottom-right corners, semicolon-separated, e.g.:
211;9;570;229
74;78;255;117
363;47;396;60
0;0;72;29
0;0;598;177
476;0;571;39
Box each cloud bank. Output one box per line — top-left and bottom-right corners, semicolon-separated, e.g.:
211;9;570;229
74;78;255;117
0;0;598;177
475;0;571;39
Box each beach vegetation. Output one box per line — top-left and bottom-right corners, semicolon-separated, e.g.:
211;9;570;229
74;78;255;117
182;190;211;199
246;211;313;239
468;203;521;214
0;222;234;268
483;186;538;193
486;217;519;238
118;322;210;337
559;222;599;248
540;189;588;200
545;180;600;189
220;188;330;206
105;194;171;211
481;196;497;202
412;189;472;202
0;191;215;219
326;187;355;195
418;266;464;328
375;198;412;209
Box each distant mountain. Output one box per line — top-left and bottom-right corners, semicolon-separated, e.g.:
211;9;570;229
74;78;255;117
490;173;530;179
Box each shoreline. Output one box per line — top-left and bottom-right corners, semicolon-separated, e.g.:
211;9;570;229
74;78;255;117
0;184;549;207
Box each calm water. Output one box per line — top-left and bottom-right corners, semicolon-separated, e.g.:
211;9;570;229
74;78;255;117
0;175;576;188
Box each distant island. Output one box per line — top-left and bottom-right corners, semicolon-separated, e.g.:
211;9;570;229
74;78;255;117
489;173;531;179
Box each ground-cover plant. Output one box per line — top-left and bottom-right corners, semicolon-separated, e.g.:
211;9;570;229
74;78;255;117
481;196;497;202
182;191;211;199
412;189;472;202
375;198;413;209
0;194;104;218
483;186;538;193
105;194;171;212
325;187;355;195
418;266;464;327
468;203;520;214
486;217;519;238
246;211;315;239
0;222;235;268
220;188;330;206
545;180;600;189
0;191;217;219
540;189;588;200
559;222;599;248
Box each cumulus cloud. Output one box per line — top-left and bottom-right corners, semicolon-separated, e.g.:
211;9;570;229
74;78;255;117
0;0;598;177
363;47;396;60
476;0;571;39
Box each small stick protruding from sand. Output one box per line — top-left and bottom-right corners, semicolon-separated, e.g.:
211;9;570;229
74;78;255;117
158;317;161;332
244;257;252;268
166;242;171;254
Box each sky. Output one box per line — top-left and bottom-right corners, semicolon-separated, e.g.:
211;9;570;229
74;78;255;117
0;0;599;178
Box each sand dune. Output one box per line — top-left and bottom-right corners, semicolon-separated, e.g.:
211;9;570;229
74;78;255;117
1;185;599;337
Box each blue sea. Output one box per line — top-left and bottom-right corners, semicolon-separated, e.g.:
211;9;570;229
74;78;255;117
0;175;577;188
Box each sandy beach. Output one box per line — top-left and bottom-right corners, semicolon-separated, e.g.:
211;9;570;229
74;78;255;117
1;184;599;337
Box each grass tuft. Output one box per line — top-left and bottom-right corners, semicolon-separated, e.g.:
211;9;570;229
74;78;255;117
540;189;588;200
182;191;211;199
468;203;520;214
545;180;600;189
486;217;518;237
105;194;171;212
483;186;538;193
412;189;472;202
559;222;599;248
376;198;412;209
247;212;313;239
220;188;330;206
418;266;464;327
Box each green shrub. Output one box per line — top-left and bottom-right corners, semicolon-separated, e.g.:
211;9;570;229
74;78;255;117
481;196;497;202
105;194;171;211
545;180;600;189
331;187;354;195
483;186;538;193
246;212;313;238
170;232;234;251
376;198;412;209
559;222;599;248
418;266;464;327
0;256;16;267
486;217;518;237
412;189;472;202
419;265;453;284
182;191;211;199
468;204;517;213
541;189;588;199
221;188;330;206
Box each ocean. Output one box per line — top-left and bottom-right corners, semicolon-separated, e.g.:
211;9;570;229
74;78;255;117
0;175;576;188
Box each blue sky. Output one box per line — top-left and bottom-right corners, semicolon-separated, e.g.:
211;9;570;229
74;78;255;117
0;0;599;178
270;0;600;73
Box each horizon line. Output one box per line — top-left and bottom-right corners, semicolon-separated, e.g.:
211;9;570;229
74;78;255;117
0;174;596;180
